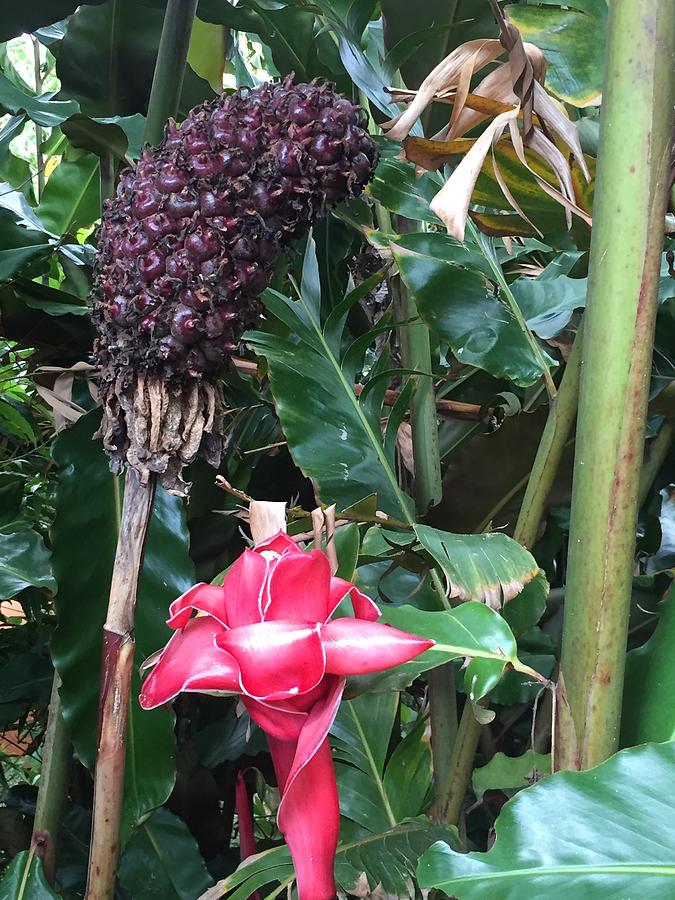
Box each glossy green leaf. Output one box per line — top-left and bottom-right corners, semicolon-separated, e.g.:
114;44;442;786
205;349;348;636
0;527;56;598
374;602;528;698
505;0;608;107
199;821;459;899
0;651;53;704
622;581;675;745
383;719;432;822
36;154;101;235
472;751;551;801
118;808;214;900
393;238;551;387
418;741;675;897
414;525;541;606
0;850;60;900
246;237;414;522
0;399;35;444
50;411;195;840
368;156;442;224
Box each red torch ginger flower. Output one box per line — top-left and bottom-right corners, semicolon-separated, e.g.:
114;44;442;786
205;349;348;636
140;531;433;900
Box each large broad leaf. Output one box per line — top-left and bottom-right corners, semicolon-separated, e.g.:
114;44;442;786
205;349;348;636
57;0;215;119
0;527;56;598
393;234;554;387
368;155;443;225
0;1;106;42
118;808;214;900
418;741;675;898
413;524;540;606
0;851;59;900
505;0;608;107
50;411;195;840
199;821;459;900
331;693;431;831
246;235;414;522
36;153;101;235
0;72;80;128
622;581;675;746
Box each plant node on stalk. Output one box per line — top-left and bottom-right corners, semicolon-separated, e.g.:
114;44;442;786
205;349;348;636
91;76;378;494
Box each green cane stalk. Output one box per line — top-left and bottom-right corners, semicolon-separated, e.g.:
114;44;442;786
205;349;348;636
437;329;583;824
557;0;675;771
30;674;71;884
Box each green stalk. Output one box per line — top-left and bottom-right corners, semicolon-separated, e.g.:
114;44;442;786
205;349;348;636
144;0;199;146
388;218;456;820
437;331;583;822
30;674;71;884
557;0;675;771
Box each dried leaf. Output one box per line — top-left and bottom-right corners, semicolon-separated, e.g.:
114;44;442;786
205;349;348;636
384;39;505;140
430;106;520;241
402;136;475;170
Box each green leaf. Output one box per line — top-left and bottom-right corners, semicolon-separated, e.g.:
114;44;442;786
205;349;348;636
199;821;458;899
622;581;675;745
246;238;414;522
505;0;608;107
368;155;443;224
393;238;551;387
372;602;528;698
57;0;214;119
383;719;432;822
413;524;540;605
118;808;214;900
0;209;52;284
418;741;675;897
36;154;101;235
0;850;60;900
188;18;225;93
0;652;53;704
0;72;80;128
510;274;587;340
0;399;35;444
0;1;106;42
50;411;195;840
0;527;56;598
61;112;146;161
472;750;551;801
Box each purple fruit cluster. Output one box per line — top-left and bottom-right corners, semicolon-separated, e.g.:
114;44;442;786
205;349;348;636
92;77;378;383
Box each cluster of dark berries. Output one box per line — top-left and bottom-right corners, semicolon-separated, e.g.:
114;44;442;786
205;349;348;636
92;77;378;384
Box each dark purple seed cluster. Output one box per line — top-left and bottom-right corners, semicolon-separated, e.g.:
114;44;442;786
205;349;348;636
92;77;378;384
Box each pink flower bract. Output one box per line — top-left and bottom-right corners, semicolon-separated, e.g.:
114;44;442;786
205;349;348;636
140;531;433;900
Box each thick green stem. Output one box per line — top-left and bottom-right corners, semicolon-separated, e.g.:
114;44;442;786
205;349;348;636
31;674;71;884
390;226;455;821
144;0;199;145
440;327;584;822
557;0;675;771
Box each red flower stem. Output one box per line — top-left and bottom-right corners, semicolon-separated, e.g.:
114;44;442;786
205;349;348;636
85;469;155;899
235;770;261;900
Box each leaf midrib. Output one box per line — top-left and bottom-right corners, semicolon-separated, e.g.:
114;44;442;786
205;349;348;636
428;862;675;886
347;702;397;829
295;291;414;525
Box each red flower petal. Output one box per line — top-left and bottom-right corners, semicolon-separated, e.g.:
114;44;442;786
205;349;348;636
243;696;306;741
327;577;381;621
221;548;270;627
139;617;238;709
321;618;434;675
265;676;345;900
270;737;339;900
263;550;332;622
217;621;326;700
254;531;302;556
167;582;227;629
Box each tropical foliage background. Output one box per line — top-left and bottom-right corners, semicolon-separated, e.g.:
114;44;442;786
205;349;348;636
0;0;674;898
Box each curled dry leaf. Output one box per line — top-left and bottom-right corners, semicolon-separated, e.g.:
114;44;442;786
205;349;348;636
384;25;591;241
